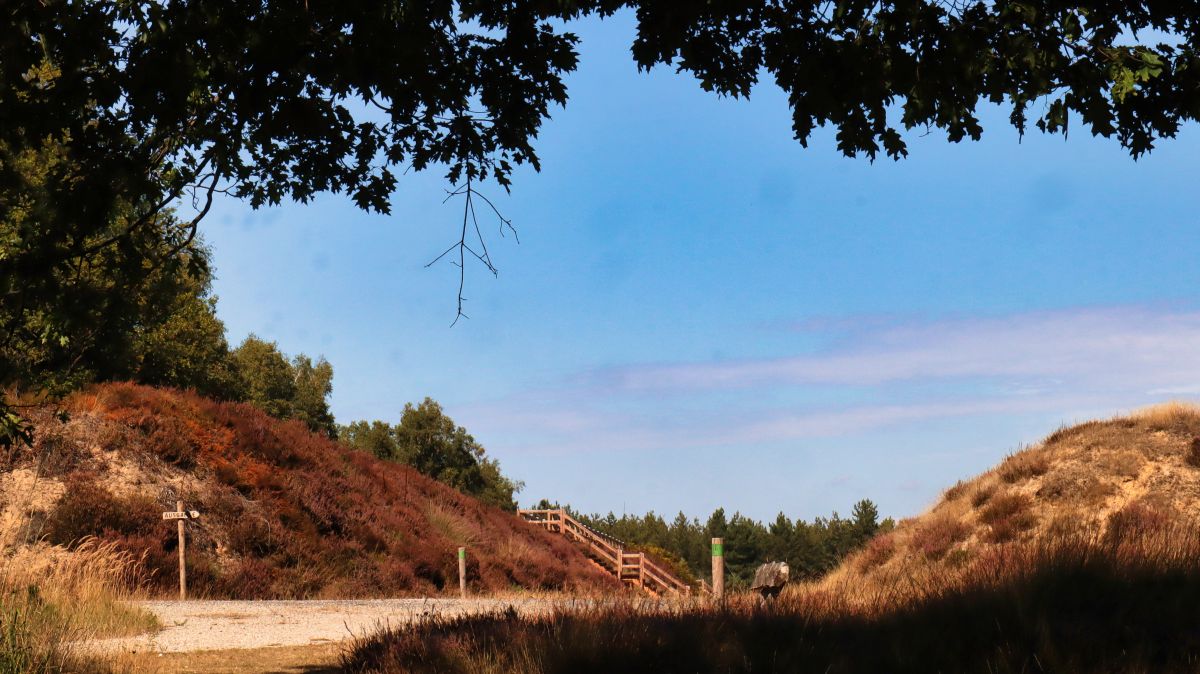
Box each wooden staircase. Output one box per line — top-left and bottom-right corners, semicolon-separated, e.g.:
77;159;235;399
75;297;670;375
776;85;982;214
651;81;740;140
518;508;694;596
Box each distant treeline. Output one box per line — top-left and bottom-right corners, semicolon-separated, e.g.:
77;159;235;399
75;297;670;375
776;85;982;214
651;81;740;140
534;499;894;587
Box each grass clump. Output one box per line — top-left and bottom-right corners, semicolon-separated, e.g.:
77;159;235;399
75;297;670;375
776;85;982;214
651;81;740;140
909;517;970;560
0;539;156;673
997;449;1050;483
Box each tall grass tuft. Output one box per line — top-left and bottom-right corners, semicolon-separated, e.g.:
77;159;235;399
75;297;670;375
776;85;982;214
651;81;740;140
0;539;156;673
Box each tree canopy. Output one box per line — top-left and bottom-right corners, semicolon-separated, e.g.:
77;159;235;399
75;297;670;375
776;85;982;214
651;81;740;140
5;1;1200;443
341;398;523;511
232;336;338;438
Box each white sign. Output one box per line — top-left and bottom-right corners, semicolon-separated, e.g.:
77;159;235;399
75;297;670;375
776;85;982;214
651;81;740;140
162;511;201;520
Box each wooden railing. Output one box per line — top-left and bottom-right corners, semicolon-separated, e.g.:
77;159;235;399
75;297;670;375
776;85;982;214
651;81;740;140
518;508;693;596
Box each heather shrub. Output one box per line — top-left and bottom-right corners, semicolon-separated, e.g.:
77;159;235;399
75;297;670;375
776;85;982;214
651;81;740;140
998;450;1050;483
20;383;621;599
978;492;1036;543
943;480;968;501
984;512;1037;544
226;515;278;557
1105;501;1173;544
970;483;996;508
979;493;1032;525
910;517;970;560
44;476;159;547
136;414;198;467
856;533;897;571
1100;450;1143;479
1187;437;1200;469
946;546;974;568
27;423;86;476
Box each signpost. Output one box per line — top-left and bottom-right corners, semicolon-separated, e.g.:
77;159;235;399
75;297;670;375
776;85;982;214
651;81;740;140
458;547;467;598
711;537;725;601
163;501;200;600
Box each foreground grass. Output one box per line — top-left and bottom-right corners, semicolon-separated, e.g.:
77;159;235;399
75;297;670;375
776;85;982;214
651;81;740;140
344;523;1200;673
0;539;157;673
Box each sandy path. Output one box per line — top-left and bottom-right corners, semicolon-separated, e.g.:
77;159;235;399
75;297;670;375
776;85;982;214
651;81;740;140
89;597;575;654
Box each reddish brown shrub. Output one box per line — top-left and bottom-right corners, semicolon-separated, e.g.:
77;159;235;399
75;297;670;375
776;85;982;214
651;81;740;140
45;475;160;547
998;451;1051;483
130;414;198;467
911;518;971;560
857;533;897;571
980;492;1037;543
979;493;1032;526
1105;501;1174;543
55;382;621;599
943;481;968;502
971;484;996;508
1187;437;1200;469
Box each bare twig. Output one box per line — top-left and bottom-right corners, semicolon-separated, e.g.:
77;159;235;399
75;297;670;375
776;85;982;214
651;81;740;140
425;175;518;326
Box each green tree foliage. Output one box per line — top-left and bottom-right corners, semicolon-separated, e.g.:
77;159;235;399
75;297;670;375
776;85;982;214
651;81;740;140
0;136;245;440
133;291;243;401
6;1;1200;443
1;140;207;393
341;420;402;462
574;500;894;587
231;336;337;438
341;398;523;511
290;355;337;438
231;337;297;421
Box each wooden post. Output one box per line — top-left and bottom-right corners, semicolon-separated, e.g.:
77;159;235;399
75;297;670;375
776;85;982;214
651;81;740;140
711;537;724;601
458;547;467;599
163;502;200;601
177;500;187;601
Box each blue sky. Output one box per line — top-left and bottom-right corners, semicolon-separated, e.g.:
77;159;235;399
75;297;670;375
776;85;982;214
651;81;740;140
200;11;1200;523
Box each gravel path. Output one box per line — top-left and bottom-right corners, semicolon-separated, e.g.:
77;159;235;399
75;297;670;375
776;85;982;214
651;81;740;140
88;598;577;654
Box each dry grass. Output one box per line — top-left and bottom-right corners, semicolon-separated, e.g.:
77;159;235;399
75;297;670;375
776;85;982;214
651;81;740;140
344;508;1200;673
1130;400;1200;428
0;538;156;673
824;404;1200;591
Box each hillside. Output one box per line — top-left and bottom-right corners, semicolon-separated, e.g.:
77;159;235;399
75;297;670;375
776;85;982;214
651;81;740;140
346;404;1200;673
821;402;1200;603
0;383;618;598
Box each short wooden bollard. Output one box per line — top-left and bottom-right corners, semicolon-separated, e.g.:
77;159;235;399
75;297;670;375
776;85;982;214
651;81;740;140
458;547;467;598
711;537;725;601
162;501;201;601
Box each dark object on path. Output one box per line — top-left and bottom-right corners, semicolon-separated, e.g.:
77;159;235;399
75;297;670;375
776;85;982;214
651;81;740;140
751;561;790;600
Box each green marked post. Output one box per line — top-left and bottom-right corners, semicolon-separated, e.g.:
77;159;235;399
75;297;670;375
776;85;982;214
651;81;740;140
711;537;725;601
458;546;467;598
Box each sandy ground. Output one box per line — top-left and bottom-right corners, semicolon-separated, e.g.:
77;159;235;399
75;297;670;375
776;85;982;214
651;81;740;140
89;597;576;655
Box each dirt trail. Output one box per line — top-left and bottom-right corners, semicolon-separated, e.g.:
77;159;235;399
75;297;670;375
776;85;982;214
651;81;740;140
89;598;578;654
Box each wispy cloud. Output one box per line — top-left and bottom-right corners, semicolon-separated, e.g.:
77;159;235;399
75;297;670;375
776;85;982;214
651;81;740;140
461;305;1200;455
593;306;1200;392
